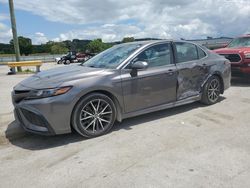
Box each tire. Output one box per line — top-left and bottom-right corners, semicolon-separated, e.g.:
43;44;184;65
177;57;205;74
201;75;221;105
72;93;117;138
64;60;71;65
57;60;62;64
243;74;250;82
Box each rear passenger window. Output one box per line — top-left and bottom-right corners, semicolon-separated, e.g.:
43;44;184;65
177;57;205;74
197;47;206;59
175;42;198;63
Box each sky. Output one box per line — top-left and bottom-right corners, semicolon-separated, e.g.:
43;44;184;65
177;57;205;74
0;0;250;44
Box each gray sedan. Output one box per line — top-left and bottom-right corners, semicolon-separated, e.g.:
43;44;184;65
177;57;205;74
12;40;231;138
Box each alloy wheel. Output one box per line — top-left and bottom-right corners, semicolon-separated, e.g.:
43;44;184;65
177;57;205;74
207;78;220;103
79;99;113;134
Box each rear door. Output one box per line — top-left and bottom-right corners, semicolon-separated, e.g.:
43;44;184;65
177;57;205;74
121;42;178;113
174;42;209;100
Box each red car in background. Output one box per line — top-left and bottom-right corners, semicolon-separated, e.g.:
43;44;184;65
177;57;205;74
76;52;95;63
214;35;250;77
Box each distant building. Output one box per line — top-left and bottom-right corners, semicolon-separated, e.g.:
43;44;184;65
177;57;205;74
186;37;233;49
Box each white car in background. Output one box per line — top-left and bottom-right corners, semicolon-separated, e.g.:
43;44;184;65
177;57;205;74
55;57;61;63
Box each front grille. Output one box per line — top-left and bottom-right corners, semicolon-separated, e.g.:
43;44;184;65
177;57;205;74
21;108;46;127
14;90;30;94
220;54;241;63
12;90;30;103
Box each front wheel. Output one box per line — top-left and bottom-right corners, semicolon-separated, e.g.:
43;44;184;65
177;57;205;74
57;60;62;64
201;76;221;105
72;93;117;138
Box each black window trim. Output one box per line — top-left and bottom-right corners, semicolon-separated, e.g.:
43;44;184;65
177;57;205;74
196;45;208;60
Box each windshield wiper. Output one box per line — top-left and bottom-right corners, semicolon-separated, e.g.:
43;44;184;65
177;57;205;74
88;65;97;68
80;64;96;68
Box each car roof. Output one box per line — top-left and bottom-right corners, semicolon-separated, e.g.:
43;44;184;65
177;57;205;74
120;39;201;45
116;40;208;51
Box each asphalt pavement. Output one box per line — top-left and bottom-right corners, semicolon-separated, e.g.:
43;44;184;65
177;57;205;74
0;63;250;188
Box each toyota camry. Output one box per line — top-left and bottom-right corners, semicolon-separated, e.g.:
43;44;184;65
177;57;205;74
12;40;231;138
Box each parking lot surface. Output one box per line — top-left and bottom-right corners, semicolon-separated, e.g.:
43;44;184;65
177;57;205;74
0;63;250;188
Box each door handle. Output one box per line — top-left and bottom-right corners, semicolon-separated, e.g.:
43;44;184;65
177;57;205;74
166;69;174;75
199;63;207;70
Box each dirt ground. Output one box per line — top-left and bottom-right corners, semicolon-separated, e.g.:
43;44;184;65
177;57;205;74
0;63;250;188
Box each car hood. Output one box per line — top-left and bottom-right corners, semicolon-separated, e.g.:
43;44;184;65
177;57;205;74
15;65;106;90
214;47;250;54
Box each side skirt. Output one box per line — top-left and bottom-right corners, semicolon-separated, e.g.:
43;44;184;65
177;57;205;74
122;94;201;120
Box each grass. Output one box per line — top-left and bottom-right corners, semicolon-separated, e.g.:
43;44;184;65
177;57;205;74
18;68;35;74
22;69;35;73
0;54;15;57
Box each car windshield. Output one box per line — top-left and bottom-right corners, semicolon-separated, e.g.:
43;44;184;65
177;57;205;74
82;43;143;69
228;37;250;48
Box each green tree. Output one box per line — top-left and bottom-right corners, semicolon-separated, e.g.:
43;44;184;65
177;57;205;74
50;43;68;54
86;39;112;53
122;37;135;43
63;40;72;50
10;36;32;56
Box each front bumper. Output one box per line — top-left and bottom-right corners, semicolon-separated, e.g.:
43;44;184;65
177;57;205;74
14;106;56;135
12;90;78;136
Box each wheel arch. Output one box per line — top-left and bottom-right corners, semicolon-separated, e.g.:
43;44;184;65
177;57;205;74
202;72;224;94
70;89;123;131
213;73;224;94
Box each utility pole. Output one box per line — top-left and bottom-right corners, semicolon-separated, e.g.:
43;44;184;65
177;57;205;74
8;0;21;71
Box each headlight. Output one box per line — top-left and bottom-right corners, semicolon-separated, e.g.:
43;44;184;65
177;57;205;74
27;86;72;99
244;52;250;59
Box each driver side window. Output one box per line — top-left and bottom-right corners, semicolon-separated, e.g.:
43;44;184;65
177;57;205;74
133;43;172;68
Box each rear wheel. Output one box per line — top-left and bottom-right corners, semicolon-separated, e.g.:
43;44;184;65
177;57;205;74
64;60;71;65
243;73;250;82
72;93;116;138
201;76;221;105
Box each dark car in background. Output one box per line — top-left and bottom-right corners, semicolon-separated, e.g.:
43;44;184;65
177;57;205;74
214;35;250;77
57;51;95;64
12;40;231;138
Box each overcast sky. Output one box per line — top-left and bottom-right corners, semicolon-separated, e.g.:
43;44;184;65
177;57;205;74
0;0;249;44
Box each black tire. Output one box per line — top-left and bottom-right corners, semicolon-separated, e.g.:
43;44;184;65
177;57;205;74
201;75;221;105
64;60;71;65
243;74;250;82
57;60;62;64
72;93;117;138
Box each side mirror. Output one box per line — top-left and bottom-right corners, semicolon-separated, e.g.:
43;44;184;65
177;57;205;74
130;61;148;77
131;61;148;70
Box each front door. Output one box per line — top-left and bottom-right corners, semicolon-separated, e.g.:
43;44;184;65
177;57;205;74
121;43;178;113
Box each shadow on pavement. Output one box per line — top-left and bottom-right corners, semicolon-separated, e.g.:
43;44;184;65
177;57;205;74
115;98;225;132
6;99;225;151
231;76;250;87
4;121;28;140
6;126;84;150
